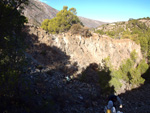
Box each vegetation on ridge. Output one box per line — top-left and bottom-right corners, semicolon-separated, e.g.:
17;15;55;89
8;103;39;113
107;50;148;93
96;18;150;64
95;19;150;93
41;6;83;34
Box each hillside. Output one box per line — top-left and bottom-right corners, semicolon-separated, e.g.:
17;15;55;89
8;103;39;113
96;18;150;37
21;24;150;113
95;18;150;63
23;0;58;26
23;0;106;28
24;24;145;93
79;16;106;28
23;17;150;96
1;1;150;113
23;1;150;111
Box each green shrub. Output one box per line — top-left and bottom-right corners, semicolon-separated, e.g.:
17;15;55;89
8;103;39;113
130;50;137;62
95;30;104;35
81;52;149;94
106;31;115;37
110;70;122;79
103;51;148;93
41;19;50;32
41;6;82;34
137;59;149;74
109;77;122;92
129;68;145;85
139;36;148;54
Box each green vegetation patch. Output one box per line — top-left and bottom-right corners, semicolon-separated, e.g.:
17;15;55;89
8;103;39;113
80;50;149;94
41;6;83;34
95;18;150;64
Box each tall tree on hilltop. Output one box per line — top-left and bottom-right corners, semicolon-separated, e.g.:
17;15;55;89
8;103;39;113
41;6;83;34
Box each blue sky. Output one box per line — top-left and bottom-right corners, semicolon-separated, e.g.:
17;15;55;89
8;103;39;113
39;0;150;22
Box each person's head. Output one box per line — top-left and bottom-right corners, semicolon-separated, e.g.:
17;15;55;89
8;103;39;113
112;96;117;102
108;95;117;102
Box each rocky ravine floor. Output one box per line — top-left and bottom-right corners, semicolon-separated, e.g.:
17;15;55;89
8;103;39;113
121;84;150;113
21;54;150;113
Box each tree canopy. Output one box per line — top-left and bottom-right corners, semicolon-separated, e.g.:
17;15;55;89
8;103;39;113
41;6;83;34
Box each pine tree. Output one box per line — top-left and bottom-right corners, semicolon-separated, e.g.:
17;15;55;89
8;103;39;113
41;6;82;33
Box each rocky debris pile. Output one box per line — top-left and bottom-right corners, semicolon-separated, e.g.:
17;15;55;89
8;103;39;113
22;62;103;113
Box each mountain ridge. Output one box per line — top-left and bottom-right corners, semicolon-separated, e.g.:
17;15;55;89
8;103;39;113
23;0;106;28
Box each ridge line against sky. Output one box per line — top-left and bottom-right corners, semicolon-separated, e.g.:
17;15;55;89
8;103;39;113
39;0;150;23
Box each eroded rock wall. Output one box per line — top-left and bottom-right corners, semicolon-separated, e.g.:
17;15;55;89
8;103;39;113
25;25;143;72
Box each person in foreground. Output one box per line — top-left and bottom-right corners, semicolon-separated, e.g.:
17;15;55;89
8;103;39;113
104;94;123;113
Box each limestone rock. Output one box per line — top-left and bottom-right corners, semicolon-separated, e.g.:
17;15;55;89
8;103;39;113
24;24;143;73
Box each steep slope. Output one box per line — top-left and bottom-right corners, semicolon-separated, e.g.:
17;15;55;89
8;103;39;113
23;0;106;27
22;24;150;113
24;24;145;95
79;16;106;28
23;0;58;26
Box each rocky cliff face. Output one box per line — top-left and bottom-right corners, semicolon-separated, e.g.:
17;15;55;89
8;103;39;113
25;24;143;73
23;0;106;27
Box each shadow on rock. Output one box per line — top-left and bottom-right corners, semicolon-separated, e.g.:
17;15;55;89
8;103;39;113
78;63;115;95
0;25;80;113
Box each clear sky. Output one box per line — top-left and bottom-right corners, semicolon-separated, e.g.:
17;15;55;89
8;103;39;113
39;0;150;23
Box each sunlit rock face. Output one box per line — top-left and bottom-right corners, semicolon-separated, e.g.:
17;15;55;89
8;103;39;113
25;25;143;72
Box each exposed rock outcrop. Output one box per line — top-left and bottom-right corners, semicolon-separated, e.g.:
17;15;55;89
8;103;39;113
24;24;143;73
